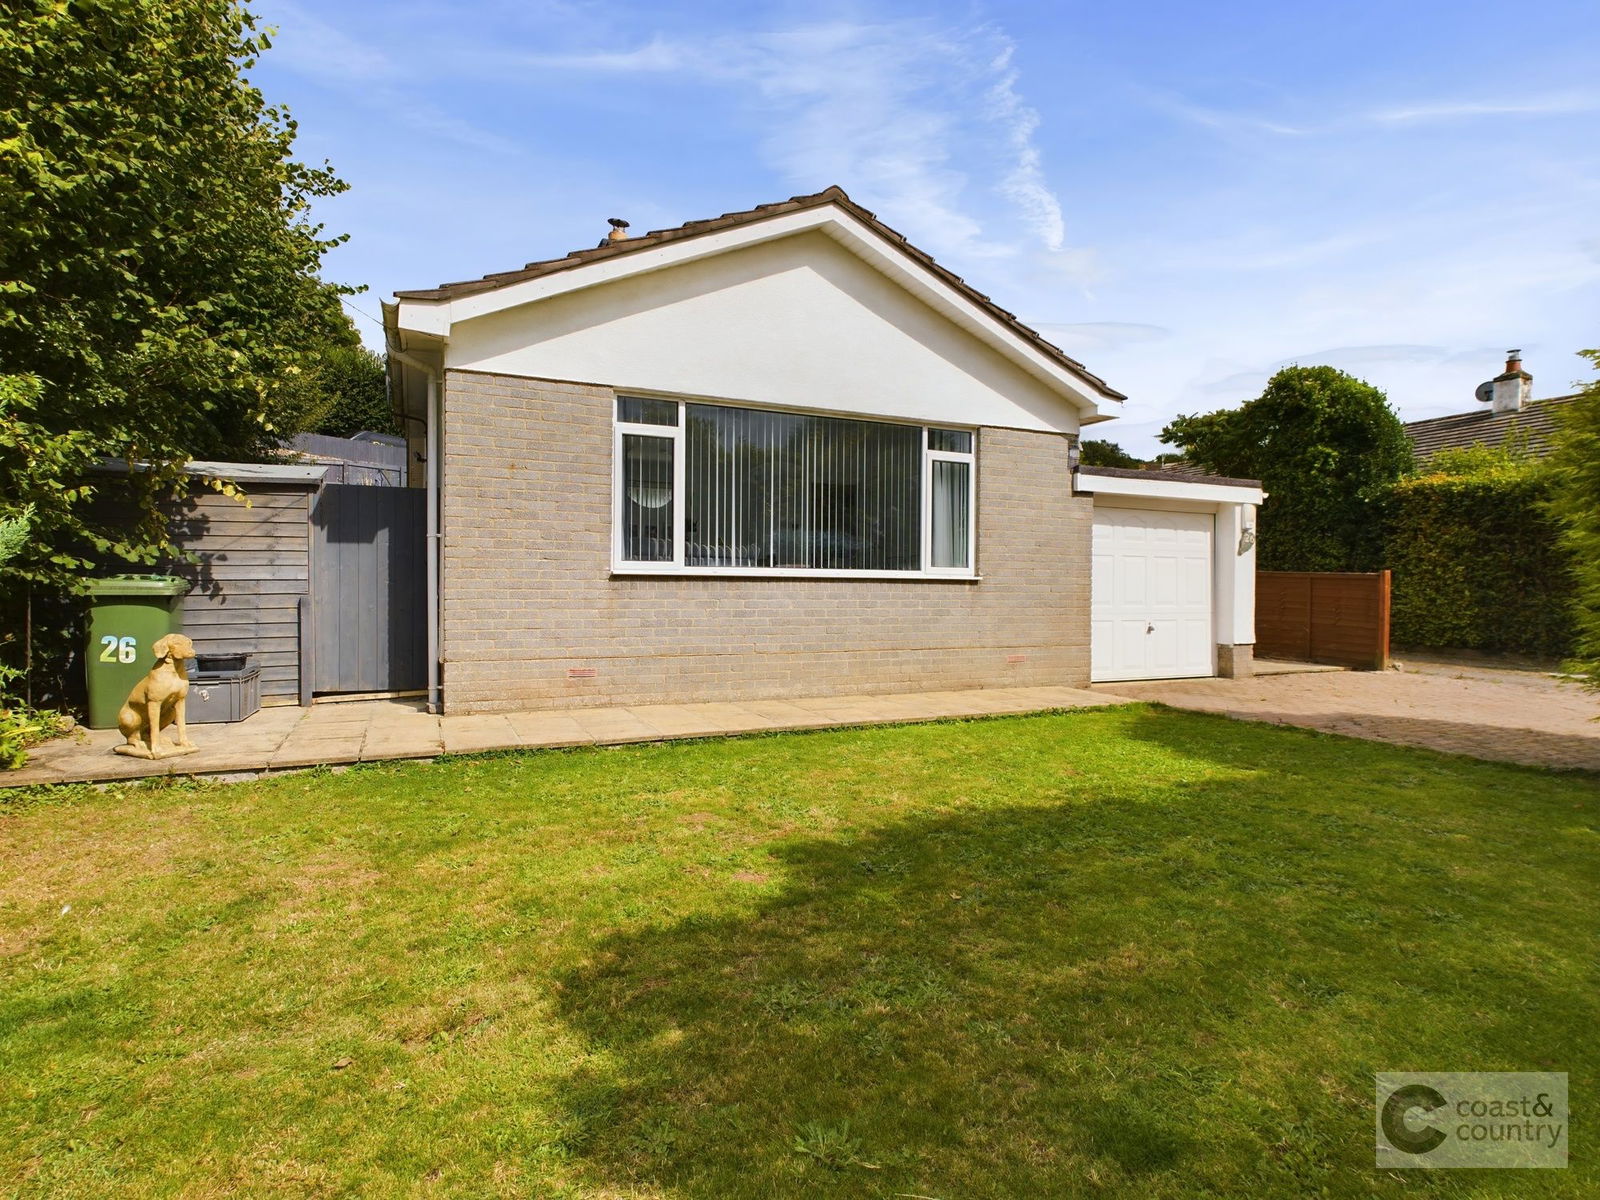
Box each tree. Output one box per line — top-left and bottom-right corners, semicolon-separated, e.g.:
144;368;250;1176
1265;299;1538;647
1160;366;1413;571
1078;438;1141;469
311;344;398;438
0;0;353;598
1547;349;1600;689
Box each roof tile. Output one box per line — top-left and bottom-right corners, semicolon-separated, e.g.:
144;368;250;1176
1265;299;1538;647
1404;395;1576;461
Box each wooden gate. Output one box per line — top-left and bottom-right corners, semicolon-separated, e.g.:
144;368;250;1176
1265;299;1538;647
1257;570;1391;670
311;484;427;694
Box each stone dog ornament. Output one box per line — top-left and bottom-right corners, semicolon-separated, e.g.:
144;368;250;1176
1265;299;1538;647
114;633;199;759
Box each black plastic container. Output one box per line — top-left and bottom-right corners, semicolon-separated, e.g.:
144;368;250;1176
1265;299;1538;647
195;652;250;674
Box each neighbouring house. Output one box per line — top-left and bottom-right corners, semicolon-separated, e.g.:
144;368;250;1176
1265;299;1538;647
1405;351;1579;463
382;187;1263;715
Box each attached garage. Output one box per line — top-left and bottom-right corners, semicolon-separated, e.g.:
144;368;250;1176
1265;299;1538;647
1076;466;1266;683
1092;506;1214;681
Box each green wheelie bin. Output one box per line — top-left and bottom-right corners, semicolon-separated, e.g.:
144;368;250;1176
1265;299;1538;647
83;575;192;729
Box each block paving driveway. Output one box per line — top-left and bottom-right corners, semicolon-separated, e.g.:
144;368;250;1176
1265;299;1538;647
1103;657;1600;773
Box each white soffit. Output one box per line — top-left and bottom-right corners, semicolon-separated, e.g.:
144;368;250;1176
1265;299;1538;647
392;204;1116;420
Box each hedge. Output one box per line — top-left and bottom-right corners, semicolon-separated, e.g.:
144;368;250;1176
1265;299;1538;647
1385;457;1577;658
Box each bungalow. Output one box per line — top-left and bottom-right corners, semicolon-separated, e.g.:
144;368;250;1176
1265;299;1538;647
1405;351;1579;463
383;187;1262;715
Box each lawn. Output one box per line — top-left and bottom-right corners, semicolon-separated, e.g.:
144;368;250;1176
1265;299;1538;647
1;705;1595;1198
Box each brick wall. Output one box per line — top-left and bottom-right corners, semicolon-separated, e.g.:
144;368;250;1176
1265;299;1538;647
440;369;1092;714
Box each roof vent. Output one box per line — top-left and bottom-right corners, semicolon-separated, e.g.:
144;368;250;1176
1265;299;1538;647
603;217;630;246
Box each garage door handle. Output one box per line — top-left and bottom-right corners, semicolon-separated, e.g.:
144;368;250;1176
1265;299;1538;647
1146;623;1154;634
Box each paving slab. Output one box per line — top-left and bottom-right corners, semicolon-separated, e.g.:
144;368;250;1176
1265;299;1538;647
505;712;592;748
624;704;747;737
441;715;518;755
734;699;839;729
569;708;667;743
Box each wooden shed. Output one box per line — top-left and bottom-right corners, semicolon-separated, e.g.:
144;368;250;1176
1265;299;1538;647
166;462;327;706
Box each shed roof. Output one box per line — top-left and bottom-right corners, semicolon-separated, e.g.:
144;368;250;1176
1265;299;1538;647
96;458;329;486
392;185;1124;402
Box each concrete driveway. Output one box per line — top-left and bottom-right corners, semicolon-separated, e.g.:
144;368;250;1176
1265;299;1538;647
1099;658;1600;772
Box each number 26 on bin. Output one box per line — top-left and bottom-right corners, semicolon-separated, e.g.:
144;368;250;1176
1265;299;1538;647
99;635;138;664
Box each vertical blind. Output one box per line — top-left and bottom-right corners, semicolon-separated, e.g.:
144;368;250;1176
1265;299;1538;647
684;405;921;570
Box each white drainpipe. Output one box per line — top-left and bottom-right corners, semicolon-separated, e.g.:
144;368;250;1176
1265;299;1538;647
390;350;442;714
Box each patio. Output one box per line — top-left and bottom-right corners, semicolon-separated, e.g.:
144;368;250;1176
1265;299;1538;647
2;684;1123;787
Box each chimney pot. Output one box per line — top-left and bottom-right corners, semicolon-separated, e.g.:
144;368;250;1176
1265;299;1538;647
1490;348;1531;414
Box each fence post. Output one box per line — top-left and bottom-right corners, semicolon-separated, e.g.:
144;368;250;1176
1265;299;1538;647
1375;569;1392;671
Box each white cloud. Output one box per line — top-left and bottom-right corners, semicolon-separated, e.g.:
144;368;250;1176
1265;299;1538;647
522;35;686;72
985;43;1063;250
508;19;1092;281
1151;87;1600;140
1370;92;1600;123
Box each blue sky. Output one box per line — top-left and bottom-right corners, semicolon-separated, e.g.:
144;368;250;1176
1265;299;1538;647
252;0;1599;453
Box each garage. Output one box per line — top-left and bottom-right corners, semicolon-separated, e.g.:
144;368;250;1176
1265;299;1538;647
1076;466;1267;684
1092;506;1215;681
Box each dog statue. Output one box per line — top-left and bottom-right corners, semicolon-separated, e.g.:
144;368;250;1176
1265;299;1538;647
114;633;200;759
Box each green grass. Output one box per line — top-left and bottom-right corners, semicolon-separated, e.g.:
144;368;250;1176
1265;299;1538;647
1;705;1595;1198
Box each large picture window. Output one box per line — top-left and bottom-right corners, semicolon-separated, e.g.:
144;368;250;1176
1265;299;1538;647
613;397;976;577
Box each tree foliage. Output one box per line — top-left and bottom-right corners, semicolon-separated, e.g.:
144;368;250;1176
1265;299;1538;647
0;0;352;595
1161;366;1413;570
1546;349;1600;688
311;344;398;438
1078;438;1142;469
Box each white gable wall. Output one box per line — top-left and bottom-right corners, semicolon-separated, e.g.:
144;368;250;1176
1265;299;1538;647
443;231;1084;434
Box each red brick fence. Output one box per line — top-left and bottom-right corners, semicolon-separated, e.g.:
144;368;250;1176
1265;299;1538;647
1256;570;1391;670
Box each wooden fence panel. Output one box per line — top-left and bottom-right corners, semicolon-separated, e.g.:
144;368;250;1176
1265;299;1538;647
1257;570;1390;670
1256;573;1312;662
311;484;427;694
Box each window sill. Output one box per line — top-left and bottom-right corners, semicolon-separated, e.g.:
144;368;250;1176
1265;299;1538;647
610;566;982;582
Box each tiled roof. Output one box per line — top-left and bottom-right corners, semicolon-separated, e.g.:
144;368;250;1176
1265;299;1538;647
1404;394;1577;461
393;185;1125;401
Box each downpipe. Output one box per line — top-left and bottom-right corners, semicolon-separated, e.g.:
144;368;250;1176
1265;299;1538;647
390;349;442;715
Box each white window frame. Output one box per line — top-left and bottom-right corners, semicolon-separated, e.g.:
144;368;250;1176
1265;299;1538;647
611;396;979;580
922;428;977;578
612;406;685;570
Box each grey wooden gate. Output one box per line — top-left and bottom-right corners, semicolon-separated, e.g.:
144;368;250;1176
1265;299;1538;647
311;484;427;694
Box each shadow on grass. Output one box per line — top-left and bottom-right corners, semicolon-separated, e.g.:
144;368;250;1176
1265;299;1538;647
548;711;1596;1199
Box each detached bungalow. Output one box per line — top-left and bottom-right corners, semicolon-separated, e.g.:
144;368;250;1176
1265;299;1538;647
383;187;1261;715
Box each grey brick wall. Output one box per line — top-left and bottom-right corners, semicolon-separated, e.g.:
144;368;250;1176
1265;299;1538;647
440;369;1093;714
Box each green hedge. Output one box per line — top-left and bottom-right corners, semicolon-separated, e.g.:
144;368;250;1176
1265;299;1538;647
1385;455;1577;658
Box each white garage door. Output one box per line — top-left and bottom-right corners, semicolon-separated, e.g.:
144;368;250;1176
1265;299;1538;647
1091;507;1214;682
